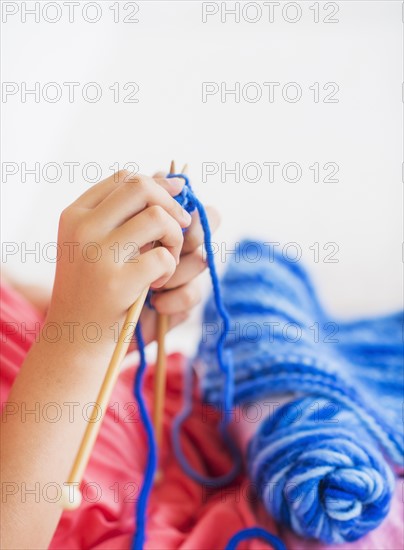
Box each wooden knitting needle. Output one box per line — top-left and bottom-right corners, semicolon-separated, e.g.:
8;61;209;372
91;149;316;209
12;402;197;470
152;160;179;481
60;162;183;508
153;162;189;482
61;286;149;509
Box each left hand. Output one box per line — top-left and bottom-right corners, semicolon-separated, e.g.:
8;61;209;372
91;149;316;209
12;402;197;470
138;170;221;345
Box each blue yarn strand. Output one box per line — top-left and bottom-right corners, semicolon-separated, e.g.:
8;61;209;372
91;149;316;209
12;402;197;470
131;322;157;550
169;173;242;485
225;527;286;550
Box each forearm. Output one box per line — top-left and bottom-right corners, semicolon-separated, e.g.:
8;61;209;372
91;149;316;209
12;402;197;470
0;328;114;550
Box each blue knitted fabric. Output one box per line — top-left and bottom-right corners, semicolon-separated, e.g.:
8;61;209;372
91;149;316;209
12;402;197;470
198;240;403;544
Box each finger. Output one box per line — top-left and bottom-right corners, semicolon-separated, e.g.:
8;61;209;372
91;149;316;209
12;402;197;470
154;176;186;197
151;280;202;315
71;169;185;211
71;170;137;209
136;308;190;347
89;174;192;232
182;206;221;255
110;205;184;264
160;248;206;290
124;246;177;292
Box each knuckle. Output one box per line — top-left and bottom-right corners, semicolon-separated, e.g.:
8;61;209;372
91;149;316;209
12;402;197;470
59;207;78;238
116;169;132;183
124;173;145;192
173;224;184;246
153;171;166;180
155;246;175;271
148;204;167;225
59;207;72;228
173;200;185;217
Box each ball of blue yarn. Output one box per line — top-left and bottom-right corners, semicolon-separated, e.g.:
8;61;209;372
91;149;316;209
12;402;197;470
248;396;395;544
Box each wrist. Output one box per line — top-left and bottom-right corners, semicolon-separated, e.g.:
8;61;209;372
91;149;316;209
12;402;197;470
39;309;119;364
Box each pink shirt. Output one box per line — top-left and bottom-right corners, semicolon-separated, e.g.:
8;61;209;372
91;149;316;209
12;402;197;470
1;282;402;549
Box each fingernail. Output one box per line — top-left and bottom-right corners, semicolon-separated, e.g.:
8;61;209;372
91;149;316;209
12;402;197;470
168;177;183;185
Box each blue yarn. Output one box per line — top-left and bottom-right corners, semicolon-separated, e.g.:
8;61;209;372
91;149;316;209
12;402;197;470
132;183;280;548
168;173;198;215
169;173;242;486
225;527;286;550
199;240;403;543
131;323;157;550
249;397;395;543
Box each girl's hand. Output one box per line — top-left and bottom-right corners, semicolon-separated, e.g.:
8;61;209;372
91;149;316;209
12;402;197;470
0;169;219;550
46;170;193;358
138;172;221;345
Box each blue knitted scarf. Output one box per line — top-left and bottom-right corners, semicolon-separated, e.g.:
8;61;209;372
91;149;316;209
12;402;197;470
198;240;403;544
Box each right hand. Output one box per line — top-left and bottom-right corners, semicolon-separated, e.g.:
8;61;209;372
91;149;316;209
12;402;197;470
46;170;192;356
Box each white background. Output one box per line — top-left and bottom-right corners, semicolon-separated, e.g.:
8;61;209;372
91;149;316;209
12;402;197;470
1;1;403;355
